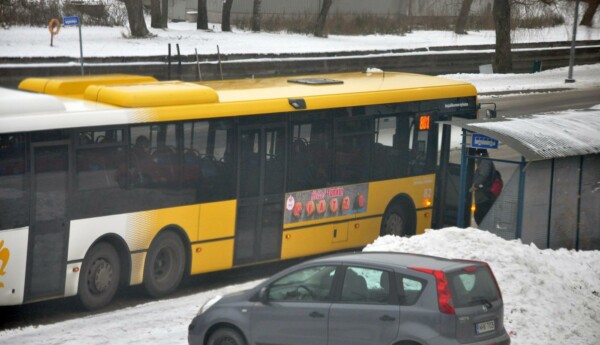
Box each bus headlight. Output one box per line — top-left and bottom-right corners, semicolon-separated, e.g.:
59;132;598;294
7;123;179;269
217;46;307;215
198;295;222;315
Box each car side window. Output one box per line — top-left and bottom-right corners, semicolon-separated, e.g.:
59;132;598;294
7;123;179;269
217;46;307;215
340;267;390;304
267;265;337;302
397;274;426;305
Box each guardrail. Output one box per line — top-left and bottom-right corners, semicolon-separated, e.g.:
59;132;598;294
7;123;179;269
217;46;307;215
0;40;598;88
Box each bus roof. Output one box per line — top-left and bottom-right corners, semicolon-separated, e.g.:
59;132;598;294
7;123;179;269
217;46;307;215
3;71;477;134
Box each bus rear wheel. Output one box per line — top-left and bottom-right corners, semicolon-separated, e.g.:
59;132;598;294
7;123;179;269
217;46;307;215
79;242;121;310
144;231;185;298
381;203;411;237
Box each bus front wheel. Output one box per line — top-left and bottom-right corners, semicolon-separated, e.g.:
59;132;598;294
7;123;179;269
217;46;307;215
143;231;185;298
78;242;121;310
381;203;411;237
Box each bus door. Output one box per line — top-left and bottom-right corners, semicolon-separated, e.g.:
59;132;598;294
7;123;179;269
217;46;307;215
25;141;71;302
434;124;473;228
235;123;286;265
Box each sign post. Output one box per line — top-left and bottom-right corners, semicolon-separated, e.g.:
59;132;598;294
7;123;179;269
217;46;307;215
63;16;84;75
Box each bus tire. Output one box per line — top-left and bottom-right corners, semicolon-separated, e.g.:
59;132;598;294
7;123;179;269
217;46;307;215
381;203;411;237
78;242;121;310
143;231;185;298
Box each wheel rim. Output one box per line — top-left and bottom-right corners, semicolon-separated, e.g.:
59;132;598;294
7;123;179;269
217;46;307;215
216;336;237;345
153;247;175;282
88;258;113;294
384;213;405;236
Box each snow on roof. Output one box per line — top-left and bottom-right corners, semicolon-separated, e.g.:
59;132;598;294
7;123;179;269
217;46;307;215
451;109;600;161
0;87;66;116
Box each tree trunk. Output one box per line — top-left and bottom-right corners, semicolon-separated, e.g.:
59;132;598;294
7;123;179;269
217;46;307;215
161;0;168;28
580;0;599;27
252;0;262;32
197;0;208;30
125;0;150;38
493;0;512;73
455;0;474;34
314;0;333;37
222;0;234;32
151;0;161;29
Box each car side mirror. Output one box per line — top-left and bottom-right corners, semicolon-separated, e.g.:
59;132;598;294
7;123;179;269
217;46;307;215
258;286;270;304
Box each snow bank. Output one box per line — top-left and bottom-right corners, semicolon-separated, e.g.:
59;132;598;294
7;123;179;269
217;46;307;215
365;228;600;345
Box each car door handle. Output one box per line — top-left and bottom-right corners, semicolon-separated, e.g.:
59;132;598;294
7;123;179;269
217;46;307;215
309;311;325;318
379;315;396;322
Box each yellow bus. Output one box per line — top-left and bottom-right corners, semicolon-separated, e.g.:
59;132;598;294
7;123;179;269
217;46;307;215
0;71;477;309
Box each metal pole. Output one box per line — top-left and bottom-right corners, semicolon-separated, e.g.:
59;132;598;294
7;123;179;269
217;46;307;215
516;156;526;239
565;0;580;83
195;48;202;81
78;22;84;75
217;45;223;80
457;129;468;228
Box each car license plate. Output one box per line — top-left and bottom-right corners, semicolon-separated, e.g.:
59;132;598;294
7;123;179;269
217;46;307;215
476;320;495;334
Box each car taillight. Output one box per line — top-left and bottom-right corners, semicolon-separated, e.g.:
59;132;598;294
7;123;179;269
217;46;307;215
410;267;455;315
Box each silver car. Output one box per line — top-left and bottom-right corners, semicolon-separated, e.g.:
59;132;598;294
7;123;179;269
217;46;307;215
188;252;510;345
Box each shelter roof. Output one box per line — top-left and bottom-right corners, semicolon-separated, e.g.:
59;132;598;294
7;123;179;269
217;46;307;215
445;109;600;161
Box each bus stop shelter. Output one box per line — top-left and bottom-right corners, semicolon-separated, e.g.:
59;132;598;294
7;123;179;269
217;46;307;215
443;108;600;250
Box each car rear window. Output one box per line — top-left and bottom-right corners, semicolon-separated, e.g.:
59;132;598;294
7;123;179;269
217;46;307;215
447;266;501;308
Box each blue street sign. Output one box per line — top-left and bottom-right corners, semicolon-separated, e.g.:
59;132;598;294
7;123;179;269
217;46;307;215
63;16;80;27
471;133;499;149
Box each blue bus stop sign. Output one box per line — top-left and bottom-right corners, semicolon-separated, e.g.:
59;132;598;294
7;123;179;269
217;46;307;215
471;133;499;149
63;16;80;27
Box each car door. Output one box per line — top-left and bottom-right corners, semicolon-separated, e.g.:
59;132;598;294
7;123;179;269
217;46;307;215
250;265;337;345
328;266;400;345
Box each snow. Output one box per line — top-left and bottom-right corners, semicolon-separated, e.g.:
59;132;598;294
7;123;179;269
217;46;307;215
1;20;600;58
1;228;598;345
1;15;600;345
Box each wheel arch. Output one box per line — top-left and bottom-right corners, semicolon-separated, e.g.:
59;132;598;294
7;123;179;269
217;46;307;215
382;193;417;236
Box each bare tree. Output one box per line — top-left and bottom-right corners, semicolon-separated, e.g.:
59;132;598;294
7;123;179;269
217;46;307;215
493;0;512;72
151;0;161;29
315;0;333;37
161;0;168;28
580;0;599;26
455;0;474;34
222;0;234;32
197;0;208;30
252;0;262;32
124;0;150;37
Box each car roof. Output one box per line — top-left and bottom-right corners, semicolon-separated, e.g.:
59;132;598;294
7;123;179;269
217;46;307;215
308;251;473;271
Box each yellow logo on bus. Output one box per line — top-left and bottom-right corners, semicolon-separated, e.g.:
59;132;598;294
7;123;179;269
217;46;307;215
0;240;9;288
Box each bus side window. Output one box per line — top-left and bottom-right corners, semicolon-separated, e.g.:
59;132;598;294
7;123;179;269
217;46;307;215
289;117;332;191
74;129;127;218
183;120;234;203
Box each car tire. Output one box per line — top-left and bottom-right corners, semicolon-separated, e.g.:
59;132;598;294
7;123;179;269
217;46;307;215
78;242;121;310
381;203;410;237
207;328;247;345
143;231;185;298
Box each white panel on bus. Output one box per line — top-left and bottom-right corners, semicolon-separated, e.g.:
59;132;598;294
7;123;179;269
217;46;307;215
0;227;29;306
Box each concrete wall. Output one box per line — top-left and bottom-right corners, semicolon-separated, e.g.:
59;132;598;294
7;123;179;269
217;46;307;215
167;0;493;23
1;41;598;89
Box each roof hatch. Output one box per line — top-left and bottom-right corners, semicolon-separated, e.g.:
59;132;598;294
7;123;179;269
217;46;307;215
287;78;343;85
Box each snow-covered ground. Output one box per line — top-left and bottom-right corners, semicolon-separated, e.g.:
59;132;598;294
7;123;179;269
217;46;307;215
1;19;599;58
1;14;600;345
